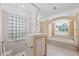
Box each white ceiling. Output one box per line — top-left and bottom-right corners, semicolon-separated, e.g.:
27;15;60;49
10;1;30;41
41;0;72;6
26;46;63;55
1;3;38;16
1;3;79;18
34;3;79;18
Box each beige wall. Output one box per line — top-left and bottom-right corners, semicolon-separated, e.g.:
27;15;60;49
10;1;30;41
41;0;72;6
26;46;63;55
51;23;55;36
75;15;79;50
50;16;74;38
40;21;48;36
68;20;74;38
49;23;52;37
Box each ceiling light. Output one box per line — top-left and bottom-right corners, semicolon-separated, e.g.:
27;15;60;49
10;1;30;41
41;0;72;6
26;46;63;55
21;5;25;8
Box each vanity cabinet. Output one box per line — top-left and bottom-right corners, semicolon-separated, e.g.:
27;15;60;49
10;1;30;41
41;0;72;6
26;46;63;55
26;33;47;56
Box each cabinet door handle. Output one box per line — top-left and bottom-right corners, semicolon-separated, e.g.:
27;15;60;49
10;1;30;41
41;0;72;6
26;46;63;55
30;46;33;48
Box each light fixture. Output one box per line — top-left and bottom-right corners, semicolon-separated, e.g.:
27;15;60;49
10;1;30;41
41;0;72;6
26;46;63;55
21;5;25;8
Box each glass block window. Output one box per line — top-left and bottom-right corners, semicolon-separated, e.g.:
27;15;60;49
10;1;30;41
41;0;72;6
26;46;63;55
8;13;27;40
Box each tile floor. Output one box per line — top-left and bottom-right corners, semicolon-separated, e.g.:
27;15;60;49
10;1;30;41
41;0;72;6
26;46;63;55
47;35;79;56
47;44;79;56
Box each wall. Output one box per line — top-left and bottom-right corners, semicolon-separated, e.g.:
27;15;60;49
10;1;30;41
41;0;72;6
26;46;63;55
0;3;40;41
48;16;74;38
1;4;30;41
40;20;48;35
2;10;9;41
29;13;36;33
1;3;40;34
36;12;40;33
1;3;30;34
51;22;55;36
0;4;2;41
75;15;79;50
29;11;40;33
0;4;2;56
68;20;74;38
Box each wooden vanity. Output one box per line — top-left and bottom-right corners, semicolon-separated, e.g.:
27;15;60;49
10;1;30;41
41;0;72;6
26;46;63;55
25;33;47;56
